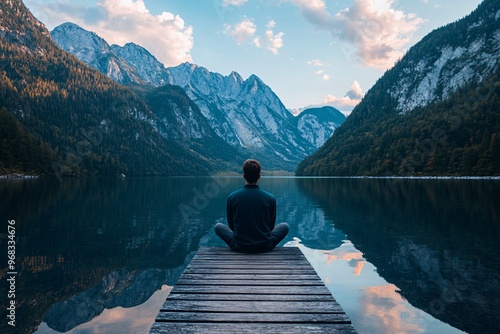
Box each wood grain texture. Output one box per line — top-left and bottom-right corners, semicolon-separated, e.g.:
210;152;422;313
150;247;357;333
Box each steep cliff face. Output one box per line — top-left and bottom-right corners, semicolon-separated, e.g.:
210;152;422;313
166;63;315;169
0;0;50;51
389;1;499;114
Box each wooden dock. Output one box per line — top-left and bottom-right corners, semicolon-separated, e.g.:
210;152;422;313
150;247;356;333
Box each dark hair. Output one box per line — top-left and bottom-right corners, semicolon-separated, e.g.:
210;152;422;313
243;159;261;184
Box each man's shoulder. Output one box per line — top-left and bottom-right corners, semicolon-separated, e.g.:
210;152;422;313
227;186;275;200
228;187;244;197
259;188;275;200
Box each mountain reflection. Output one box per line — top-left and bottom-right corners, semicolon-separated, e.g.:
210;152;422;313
1;177;498;334
0;177;236;334
296;177;500;334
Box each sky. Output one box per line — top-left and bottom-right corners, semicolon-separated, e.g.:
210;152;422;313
24;0;483;114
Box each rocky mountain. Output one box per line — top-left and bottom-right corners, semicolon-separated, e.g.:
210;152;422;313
294;106;346;148
138;84;244;166
167;62;317;170
0;0;225;176
391;4;499;114
297;0;500;176
51;23;343;171
51;23;171;86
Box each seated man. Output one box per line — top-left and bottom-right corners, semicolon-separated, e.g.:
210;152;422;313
215;159;289;253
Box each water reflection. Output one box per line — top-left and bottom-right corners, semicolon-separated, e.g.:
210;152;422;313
297;241;462;334
0;177;238;334
296;177;500;334
36;286;171;334
0;177;498;334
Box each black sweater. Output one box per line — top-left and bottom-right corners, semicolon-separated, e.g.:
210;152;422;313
226;185;277;251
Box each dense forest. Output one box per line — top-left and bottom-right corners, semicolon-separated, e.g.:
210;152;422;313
0;107;55;175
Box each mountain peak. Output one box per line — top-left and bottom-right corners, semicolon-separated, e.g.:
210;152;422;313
1;0;216;176
295;106;346;148
176;61;199;72
230;71;243;83
51;23;111;65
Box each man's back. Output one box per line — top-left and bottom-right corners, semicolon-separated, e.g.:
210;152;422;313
214;159;288;253
227;185;276;251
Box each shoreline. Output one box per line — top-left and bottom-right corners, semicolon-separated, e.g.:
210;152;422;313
1;173;500;180
0;173;39;179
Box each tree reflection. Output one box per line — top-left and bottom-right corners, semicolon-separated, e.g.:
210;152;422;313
296;177;500;334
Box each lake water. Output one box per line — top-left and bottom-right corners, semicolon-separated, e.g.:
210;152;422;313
1;176;499;334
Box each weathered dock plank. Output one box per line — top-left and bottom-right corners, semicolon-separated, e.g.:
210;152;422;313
155;311;352;323
160;300;346;313
150;322;357;334
166;293;337;302
150;247;356;334
169;285;335;295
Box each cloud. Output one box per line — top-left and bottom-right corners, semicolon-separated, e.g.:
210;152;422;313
307;59;330;67
307;58;331;80
345;80;364;100
225;19;284;54
25;0;193;67
225;19;257;44
289;0;423;69
266;20;277;29
222;0;248;6
297;81;364;114
263;26;284;54
323;81;365;112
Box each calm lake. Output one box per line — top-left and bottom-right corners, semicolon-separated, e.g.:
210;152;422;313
1;176;499;334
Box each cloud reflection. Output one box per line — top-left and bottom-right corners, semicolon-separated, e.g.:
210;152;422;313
324;240;366;276
299;240;462;334
362;284;424;334
35;285;171;334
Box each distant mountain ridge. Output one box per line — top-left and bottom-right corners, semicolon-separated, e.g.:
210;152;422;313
297;0;500;176
51;22;344;170
294;106;346;149
51;22;171;86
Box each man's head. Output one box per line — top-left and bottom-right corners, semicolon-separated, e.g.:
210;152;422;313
243;159;261;184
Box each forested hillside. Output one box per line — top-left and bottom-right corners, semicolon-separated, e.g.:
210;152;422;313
297;0;500;176
0;0;213;176
297;68;500;175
